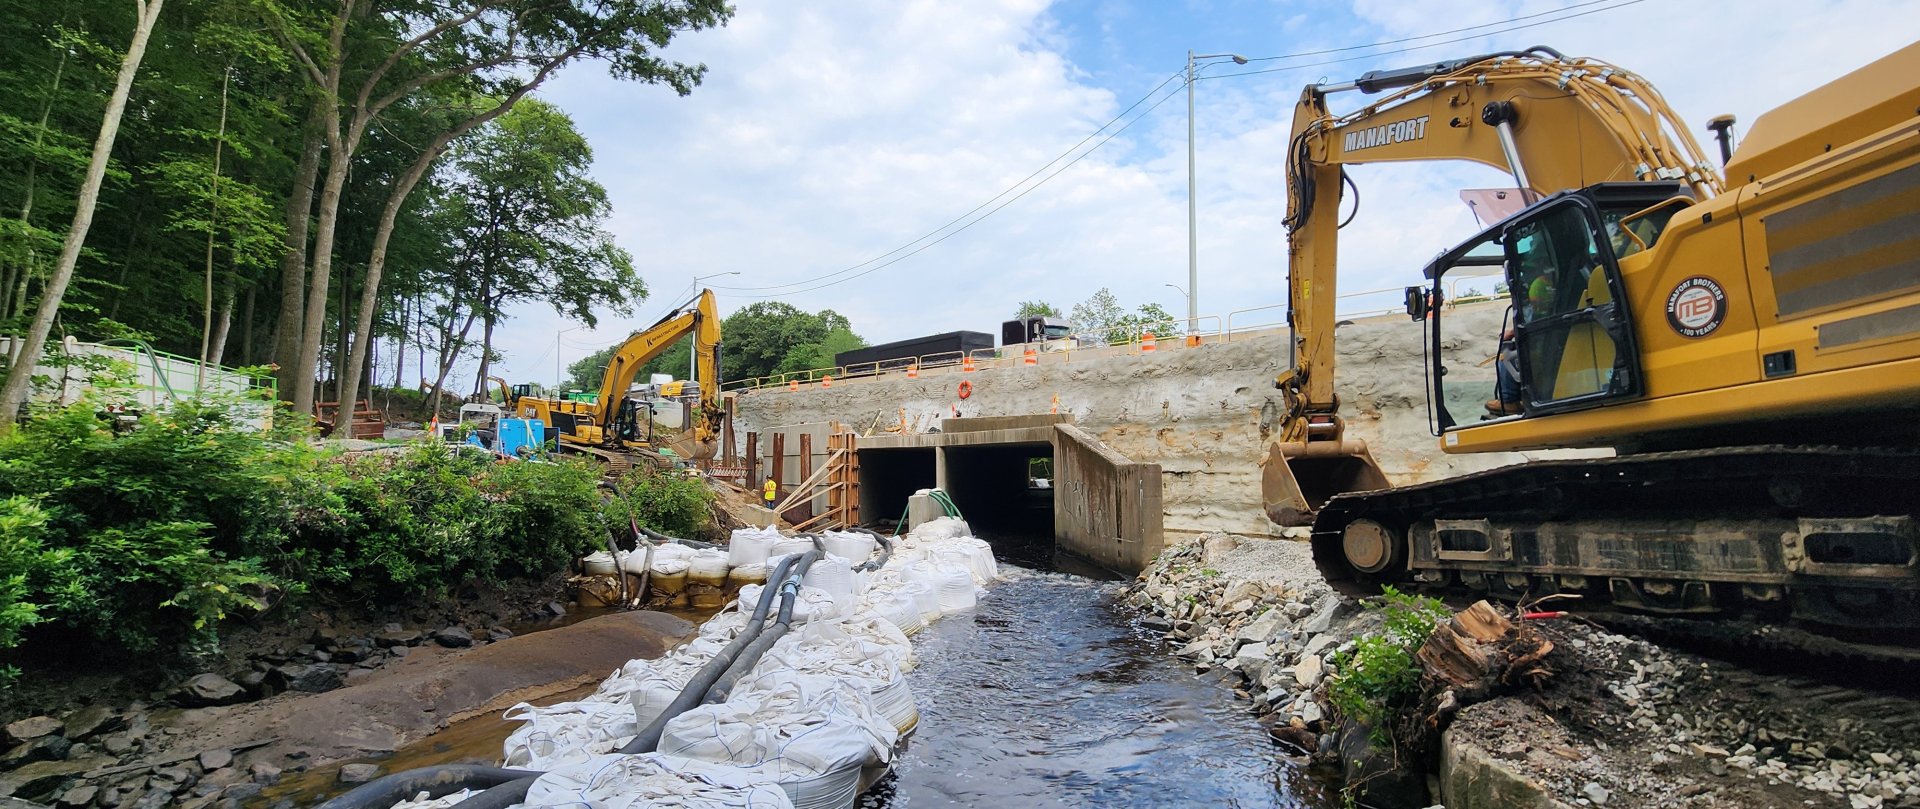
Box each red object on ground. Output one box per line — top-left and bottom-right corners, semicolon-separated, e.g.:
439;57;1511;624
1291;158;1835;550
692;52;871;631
1522;611;1568;620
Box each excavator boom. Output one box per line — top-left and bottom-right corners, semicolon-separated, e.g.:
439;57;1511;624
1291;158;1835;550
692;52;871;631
517;289;725;464
1265;47;1719;525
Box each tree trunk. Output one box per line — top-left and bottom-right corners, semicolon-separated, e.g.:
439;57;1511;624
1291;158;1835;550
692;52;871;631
289;113;350;416
208;292;234;369
391;296;406;389
428;309;476;422
476;308;496;400
0;0;167;430
240;282;255;366
197;67;231;389
272;102;324;399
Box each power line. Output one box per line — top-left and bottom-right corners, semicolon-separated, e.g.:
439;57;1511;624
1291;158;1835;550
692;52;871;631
1203;0;1647;81
709;69;1185;293
721;80;1189;300
721;0;1645;300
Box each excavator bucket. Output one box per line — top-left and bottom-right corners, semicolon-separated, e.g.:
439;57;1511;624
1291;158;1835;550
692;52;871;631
1261;440;1390;526
665;432;718;462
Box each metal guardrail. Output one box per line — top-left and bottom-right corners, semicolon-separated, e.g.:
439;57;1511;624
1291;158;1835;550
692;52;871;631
723;286;1500;393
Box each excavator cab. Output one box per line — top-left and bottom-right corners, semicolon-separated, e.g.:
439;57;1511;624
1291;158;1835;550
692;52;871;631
1421;184;1675;431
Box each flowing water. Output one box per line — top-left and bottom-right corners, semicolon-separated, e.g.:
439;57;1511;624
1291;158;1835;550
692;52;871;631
859;537;1336;808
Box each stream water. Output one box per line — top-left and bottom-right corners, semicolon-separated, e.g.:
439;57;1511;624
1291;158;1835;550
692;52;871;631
857;541;1334;808
281;537;1334;807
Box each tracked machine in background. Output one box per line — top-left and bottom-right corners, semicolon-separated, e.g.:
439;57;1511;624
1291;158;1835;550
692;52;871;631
515;290;725;473
1263;44;1920;637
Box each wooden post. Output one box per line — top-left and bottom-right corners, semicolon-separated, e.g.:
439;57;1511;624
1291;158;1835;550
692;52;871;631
722;396;737;465
745;432;759;488
770;432;785;505
798;432;814;521
827;433;843;528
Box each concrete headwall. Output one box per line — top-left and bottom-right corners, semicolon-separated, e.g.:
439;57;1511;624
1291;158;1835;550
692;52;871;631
735;302;1593;538
1053;424;1164;572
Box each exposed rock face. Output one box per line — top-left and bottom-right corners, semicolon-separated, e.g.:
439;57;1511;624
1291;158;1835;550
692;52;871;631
173;675;247;708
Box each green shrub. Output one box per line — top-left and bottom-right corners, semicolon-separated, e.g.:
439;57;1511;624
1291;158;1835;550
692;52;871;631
0;498;54;653
1325;586;1450;741
605;467;712;540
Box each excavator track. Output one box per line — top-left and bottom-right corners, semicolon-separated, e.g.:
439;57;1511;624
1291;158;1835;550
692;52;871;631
1310;446;1920;659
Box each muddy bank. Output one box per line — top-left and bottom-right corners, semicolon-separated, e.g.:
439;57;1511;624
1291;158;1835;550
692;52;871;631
1127;533;1920;808
0;610;693;807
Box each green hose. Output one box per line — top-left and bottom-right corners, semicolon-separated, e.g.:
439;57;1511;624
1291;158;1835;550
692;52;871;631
893;488;965;536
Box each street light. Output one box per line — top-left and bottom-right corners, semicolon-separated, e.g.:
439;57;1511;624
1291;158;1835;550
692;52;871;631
1187;50;1248;334
689;272;740;381
1165;283;1190;319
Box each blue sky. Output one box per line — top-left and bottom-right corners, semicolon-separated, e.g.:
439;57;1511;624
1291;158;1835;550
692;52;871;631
445;0;1920;389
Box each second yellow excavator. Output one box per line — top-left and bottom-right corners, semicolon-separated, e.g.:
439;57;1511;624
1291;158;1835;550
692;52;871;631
1264;44;1920;633
515;289;725;469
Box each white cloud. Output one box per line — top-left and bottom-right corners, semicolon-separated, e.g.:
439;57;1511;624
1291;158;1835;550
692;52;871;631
462;0;1920;392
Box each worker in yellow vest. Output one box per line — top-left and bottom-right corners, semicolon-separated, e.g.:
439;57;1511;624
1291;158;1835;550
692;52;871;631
763;478;777;505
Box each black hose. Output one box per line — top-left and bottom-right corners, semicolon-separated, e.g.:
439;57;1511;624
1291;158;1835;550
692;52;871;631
439;774;536;809
703;562;814;705
638;526;717;549
617;549;821;754
314;765;541;809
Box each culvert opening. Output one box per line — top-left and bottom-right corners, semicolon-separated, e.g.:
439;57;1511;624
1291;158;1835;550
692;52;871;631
942;442;1055;568
858;447;938;527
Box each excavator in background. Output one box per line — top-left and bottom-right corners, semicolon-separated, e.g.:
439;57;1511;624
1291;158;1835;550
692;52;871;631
515;289;725;472
1263;44;1920;636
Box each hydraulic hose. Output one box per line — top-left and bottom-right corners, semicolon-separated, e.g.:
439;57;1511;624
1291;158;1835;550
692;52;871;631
436;774;537;809
638;526;717;549
704;570;808;704
313;765;541;809
617;549;821;754
851;528;893;573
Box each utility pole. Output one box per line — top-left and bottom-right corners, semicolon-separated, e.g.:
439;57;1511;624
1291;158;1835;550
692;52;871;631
1186;50;1248;334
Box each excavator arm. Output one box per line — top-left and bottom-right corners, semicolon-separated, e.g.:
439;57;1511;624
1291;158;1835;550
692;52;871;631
1265;47;1723;525
593;289;725;461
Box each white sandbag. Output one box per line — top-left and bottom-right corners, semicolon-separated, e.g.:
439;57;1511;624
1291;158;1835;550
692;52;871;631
736;583;837;625
819;531;876;565
800;555;859;618
907;516;970;541
771;537;816;558
582;550;618;576
867;675;918;735
525;752;794;809
753;621;901;691
649;557;691;577
934;563;977;611
658;671;895;780
874;592;924;636
897;580;941;622
688;548;731;586
727;527;779;567
500;699;640;770
588;655;704;708
777;763;862;809
728;563;769;588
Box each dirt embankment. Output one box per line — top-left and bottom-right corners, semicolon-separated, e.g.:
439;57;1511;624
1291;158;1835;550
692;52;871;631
1126;533;1918;809
0;605;694;809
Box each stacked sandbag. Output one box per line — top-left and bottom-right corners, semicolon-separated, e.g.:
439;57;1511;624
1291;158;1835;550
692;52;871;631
728;526;780;567
819;531;877;566
525;753;794;809
800;554;860;619
658;672;896;809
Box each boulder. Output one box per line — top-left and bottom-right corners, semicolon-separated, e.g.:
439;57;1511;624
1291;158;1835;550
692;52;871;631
3;717;59;744
373;629;422;648
1301;595;1353;635
198;750;233;771
486;626;513;642
55;784;97;807
59;706;120;742
0;756;110;800
1236;609;1287;647
429;627;473;648
1295;654;1326;689
173;674;247;707
337;763;380;785
4;736;72;767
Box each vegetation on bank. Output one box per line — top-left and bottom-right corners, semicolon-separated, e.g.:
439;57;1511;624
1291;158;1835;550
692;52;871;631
0;394;711;679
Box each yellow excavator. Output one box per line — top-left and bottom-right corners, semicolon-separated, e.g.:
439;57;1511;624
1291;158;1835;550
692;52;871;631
1265;44;1920;634
515;290;725;469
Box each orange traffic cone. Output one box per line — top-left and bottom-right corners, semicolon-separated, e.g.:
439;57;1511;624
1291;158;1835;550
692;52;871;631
822;375;833;389
1023;347;1037;366
1050;393;1059;414
1141;332;1158;352
787;379;799;392
1185;333;1201;347
906;364;919;379
962;356;975;372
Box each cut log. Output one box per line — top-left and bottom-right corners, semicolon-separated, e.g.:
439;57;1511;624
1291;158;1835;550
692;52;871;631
1417;600;1554;696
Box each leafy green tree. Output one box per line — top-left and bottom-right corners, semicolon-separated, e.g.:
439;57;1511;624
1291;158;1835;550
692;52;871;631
1070;288;1123;338
777;326;867;374
718;302;855;381
1013;300;1060;319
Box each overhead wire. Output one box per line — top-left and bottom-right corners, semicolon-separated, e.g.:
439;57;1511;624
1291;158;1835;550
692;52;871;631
708;69;1186;294
709;0;1647;299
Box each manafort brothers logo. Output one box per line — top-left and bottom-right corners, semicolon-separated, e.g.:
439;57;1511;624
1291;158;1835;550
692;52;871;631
1341;116;1431;152
1665;276;1727;338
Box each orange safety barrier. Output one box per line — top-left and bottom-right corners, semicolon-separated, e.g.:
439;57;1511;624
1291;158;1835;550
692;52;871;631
1050;393;1059;414
1141;332;1157;352
1023;347;1037;366
1185;333;1202;347
822;375;833;389
906;364;919;379
962;356;975;372
788;379;799;391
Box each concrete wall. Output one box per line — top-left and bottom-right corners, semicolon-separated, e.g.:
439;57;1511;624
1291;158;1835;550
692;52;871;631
735;301;1597;539
1053;424;1163;573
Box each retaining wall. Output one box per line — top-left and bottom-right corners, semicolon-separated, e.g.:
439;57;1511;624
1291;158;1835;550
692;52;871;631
734;301;1594;538
1053;424;1164;572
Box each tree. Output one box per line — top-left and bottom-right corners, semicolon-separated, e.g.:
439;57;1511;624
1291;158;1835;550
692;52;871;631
0;0;168;432
777;326;866;374
261;0;732;415
1013;300;1059;319
1070;288;1123;339
717;302;856;381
